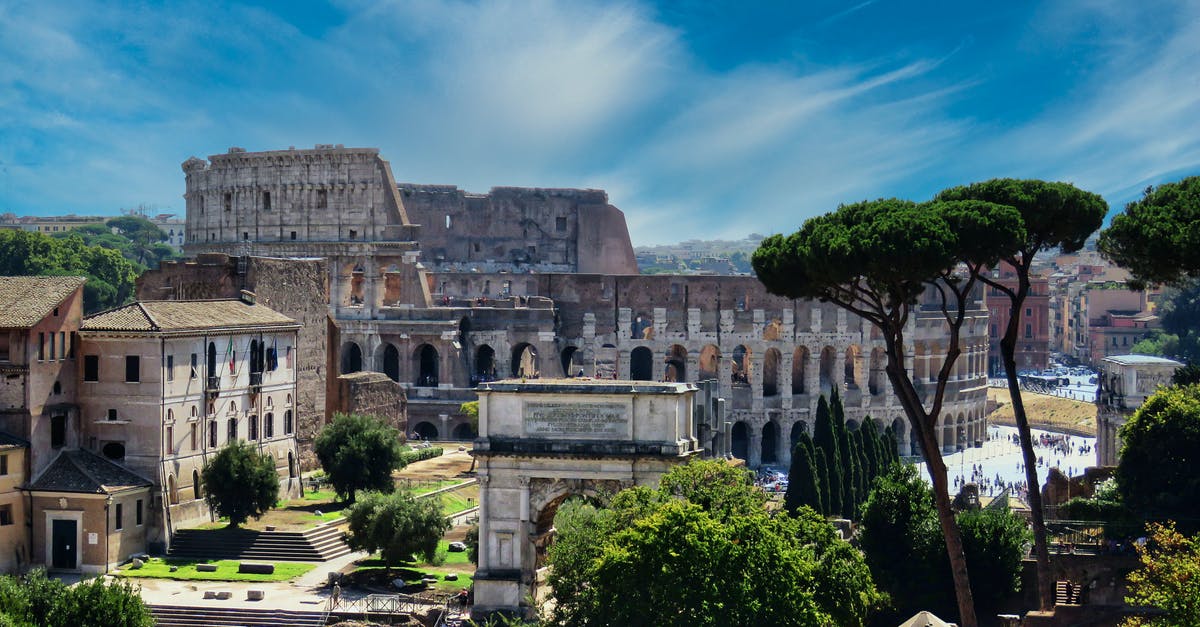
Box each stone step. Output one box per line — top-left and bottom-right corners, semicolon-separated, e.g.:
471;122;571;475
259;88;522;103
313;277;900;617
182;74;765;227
149;605;326;627
168;523;349;562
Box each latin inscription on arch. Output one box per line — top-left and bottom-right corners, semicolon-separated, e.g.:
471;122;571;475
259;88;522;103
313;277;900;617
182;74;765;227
523;402;628;438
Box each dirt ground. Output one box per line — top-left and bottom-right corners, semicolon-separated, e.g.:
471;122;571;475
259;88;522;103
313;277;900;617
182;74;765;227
988;387;1097;436
395;445;475;482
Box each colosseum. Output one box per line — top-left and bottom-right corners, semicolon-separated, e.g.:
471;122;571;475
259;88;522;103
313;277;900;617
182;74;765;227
168;144;990;468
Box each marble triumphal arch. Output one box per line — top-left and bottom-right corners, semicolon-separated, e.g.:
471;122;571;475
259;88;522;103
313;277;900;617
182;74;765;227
470;379;724;618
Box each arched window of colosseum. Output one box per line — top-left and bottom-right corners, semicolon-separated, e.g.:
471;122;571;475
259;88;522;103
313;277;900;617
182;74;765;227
380;344;400;382
792;346;809;395
762;348;781;397
475;345;496;383
560;347;579;377
698;345;720;381
341;342;363;375
761;421;779;464
790;421;808;452
665;345;687;382
349;266;365;305
730;421;750;461
630;347;653;381
731;345;751;387
415;344;439;386
511;344;538;378
869;348;886;396
844;346;860;389
632;313;653;340
819;346;837;394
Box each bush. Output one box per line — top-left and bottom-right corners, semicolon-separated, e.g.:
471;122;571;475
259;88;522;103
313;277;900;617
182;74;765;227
345;491;450;569
0;570;153;627
399;447;443;466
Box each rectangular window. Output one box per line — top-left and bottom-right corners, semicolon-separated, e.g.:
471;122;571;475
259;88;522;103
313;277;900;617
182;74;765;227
190;353;198;379
228;419;237;442
317;189;328;208
0;454;7;475
263;191;271;210
290;231;297;240
69;332;76;358
224;192;232;212
51;415;66;447
166;425;174;454
348;229;357;240
38;333;45;361
125;355;140;382
48;333;55;362
209;421;218;448
58;331;65;359
84;355;99;381
115;503;123;531
1025;307;1033;317
136;499;143;526
1024;323;1032;339
190;423;197;451
107;409;118;421
166;355;174;382
556;216;567;232
0;505;11;526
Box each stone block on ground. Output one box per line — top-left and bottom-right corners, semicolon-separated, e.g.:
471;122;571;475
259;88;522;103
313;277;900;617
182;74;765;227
196;563;219;572
238;562;275;575
247;590;265;601
129;558;144;569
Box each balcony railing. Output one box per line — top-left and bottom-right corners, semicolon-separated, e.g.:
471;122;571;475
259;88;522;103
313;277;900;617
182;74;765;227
205;376;220;392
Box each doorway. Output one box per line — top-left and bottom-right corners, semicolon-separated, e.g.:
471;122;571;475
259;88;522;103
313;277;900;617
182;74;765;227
51;518;77;570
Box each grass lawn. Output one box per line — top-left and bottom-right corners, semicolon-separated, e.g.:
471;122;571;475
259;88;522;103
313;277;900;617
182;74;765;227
196;490;346;531
396;478;464;496
439;486;478;515
351;540;475;592
114;558;316;582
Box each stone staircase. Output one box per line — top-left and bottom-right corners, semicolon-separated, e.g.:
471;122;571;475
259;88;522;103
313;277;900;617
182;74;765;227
149;605;327;627
1055;579;1083;605
167;522;350;562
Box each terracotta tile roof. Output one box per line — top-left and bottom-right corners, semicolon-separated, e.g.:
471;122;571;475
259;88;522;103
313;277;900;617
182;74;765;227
28;449;153;494
83;299;296;333
0;276;85;328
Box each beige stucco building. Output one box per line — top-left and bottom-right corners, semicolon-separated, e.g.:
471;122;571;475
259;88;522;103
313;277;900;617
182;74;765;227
79;295;303;545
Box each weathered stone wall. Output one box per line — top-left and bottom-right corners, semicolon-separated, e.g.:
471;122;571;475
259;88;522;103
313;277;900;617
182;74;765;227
181;145;416;248
136;254;330;467
398;183;638;275
330;371;407;436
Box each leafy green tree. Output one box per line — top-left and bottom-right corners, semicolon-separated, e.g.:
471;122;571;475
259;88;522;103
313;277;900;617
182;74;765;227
315;412;404;503
1116;384;1200;531
201;441;279;528
0;230;139;312
1100;176;1200;287
345;490;449;570
860;465;1030;621
939;178;1106;611
1174;363;1200;386
753;197;1025;627
546;460;881;627
1121;521;1200;626
0;570;153;627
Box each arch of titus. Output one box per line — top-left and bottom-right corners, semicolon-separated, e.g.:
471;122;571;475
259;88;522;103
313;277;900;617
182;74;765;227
470;379;720;618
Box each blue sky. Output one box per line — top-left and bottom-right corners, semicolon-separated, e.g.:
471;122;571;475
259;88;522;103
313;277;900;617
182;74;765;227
2;0;1199;245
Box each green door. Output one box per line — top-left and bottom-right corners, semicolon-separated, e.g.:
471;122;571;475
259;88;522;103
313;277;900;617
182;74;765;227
51;519;76;570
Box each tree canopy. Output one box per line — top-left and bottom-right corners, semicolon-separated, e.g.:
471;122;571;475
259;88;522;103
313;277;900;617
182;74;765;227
0;569;153;627
314;412;405;503
1100;176;1200;287
344;490;449;570
545;460;881;627
753;198;1024;627
201;441;280;528
1121;521;1200;626
859;464;1030;622
1116;384;1200;531
0;230;140;312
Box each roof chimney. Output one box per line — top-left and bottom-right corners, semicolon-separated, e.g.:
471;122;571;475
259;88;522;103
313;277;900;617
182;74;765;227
240;290;257;305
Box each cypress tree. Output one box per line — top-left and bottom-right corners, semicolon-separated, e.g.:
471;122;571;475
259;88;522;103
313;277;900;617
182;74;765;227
861;417;880;481
854;428;870;507
813;396;842;516
795;431;824;514
813;449;831;516
831;391;856;518
784;441;822;515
